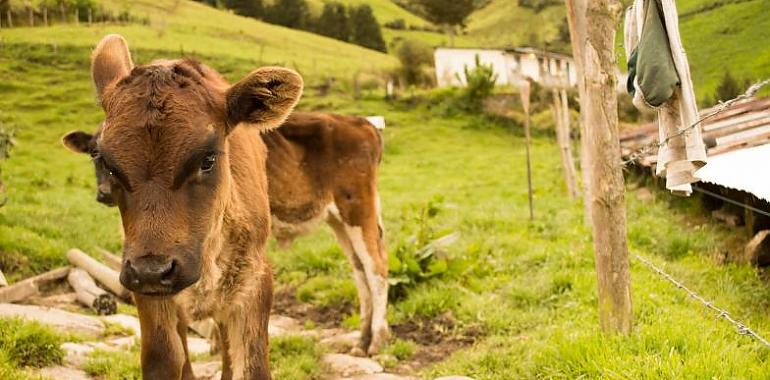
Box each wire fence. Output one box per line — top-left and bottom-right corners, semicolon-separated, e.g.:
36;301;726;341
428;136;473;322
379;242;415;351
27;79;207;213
633;252;770;348
621;78;770;167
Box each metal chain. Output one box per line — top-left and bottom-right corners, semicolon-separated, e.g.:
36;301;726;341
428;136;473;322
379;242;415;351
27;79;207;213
633;253;770;347
622;79;770;166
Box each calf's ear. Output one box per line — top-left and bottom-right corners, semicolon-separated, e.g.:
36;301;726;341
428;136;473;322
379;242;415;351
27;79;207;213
62;131;94;154
224;67;304;133
91;34;134;104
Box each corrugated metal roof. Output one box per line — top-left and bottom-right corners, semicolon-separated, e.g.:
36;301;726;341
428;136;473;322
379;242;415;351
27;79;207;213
695;144;770;202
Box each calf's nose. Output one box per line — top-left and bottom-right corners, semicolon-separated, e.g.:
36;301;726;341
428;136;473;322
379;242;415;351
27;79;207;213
120;255;177;292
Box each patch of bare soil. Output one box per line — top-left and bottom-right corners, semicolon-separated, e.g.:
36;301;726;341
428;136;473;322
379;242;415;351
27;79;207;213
273;286;353;328
391;312;483;372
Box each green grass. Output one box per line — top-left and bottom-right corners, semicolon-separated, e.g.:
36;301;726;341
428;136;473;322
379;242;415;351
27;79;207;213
305;0;431;28
1;0;397;85
3;10;770;379
84;347;141;380
0;318;64;369
465;0;566;49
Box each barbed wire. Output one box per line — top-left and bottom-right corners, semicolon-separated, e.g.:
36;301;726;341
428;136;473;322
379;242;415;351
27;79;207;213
633;253;770;348
621;78;770;166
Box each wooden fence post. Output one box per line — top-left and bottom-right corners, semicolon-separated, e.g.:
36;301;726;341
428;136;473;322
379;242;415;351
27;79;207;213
88;8;92;26
75;8;79;26
519;81;535;220
27;6;33;27
565;0;632;335
43;7;47;26
6;10;11;28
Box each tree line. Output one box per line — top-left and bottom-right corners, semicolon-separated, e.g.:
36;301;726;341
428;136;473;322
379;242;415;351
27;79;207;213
194;0;387;53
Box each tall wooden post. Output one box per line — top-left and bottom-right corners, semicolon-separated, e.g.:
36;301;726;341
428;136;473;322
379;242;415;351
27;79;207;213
565;0;632;334
519;81;535;220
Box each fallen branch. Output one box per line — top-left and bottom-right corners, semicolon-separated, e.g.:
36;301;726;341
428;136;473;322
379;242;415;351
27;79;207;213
67;268;117;315
67;248;131;300
97;247;122;271
0;267;70;303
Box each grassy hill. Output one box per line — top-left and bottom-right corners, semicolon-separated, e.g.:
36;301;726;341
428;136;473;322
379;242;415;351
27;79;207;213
3;0;398;85
459;0;770;101
304;0;432;28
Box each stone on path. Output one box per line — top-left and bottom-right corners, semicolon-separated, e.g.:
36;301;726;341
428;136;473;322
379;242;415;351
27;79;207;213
39;365;91;380
337;374;417;380
0;303;104;336
323;353;384;377
102;313;141;336
188;337;212;356
61;341;112;367
192;361;221;379
320;330;361;351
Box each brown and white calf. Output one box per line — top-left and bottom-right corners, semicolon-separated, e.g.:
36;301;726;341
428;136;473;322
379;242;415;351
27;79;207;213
65;112;390;355
75;34;303;379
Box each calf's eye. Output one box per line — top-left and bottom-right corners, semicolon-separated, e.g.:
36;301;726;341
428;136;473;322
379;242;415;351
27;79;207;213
201;153;217;173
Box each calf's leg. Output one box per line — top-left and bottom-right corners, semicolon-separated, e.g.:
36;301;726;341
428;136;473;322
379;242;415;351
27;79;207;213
134;295;190;380
218;262;274;380
328;216;373;356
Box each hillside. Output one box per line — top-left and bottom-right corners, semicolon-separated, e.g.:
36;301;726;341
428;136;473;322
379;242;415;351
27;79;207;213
2;0;398;84
305;0;432;28
460;0;770;101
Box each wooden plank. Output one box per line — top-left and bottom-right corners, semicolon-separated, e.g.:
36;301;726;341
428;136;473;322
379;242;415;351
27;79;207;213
0;267;70;303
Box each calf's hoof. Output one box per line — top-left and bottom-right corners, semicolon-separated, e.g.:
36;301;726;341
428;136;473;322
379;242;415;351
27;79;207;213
350;346;367;357
366;326;391;356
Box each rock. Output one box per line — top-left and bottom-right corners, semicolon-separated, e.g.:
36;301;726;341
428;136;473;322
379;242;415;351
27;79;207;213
107;336;136;348
61;342;108;367
372;354;397;368
338;373;416;380
102;314;141;336
320;330;361;351
192;361;221;379
0;303;104;336
322;353;383;377
434;377;476;380
39;365;91;380
270;314;301;331
187;337;211;356
741;230;770;266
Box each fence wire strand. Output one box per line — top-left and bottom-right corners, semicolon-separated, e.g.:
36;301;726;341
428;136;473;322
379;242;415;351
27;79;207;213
633;253;770;348
622;79;770;166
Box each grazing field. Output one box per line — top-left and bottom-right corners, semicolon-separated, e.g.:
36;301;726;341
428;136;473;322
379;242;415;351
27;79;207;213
1;0;398;85
2;33;770;378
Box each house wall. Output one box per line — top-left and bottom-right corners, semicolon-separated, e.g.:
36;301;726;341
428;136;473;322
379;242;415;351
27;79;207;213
434;48;579;89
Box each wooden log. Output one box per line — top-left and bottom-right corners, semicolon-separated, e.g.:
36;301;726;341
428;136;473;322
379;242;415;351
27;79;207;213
566;0;632;335
67;249;130;300
97;247;123;271
0;269;7;287
0;267;70;303
67;268;117;315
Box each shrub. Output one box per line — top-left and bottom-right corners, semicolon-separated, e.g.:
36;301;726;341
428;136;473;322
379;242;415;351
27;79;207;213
384;18;406;30
389;195;457;299
395;39;434;87
0;318;63;368
458;55;497;112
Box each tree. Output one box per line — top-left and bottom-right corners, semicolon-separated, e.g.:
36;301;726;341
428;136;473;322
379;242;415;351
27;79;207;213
350;5;387;52
715;69;741;102
416;0;475;46
316;2;350;42
224;0;264;18
265;0;311;29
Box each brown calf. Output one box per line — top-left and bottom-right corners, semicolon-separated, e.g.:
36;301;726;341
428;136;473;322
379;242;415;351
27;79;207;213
77;34;303;379
65;112;390;355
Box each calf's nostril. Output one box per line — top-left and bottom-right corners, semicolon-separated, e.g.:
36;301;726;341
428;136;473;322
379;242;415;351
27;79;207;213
159;260;176;286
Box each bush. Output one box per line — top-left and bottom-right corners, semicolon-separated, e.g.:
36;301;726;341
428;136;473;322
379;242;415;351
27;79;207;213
0;318;64;368
395;39;434;87
389;196;457;299
384;18;406;30
458;55;497;112
349;4;387;52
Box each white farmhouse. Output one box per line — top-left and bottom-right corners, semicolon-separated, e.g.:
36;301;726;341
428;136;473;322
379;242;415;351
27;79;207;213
434;47;578;89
